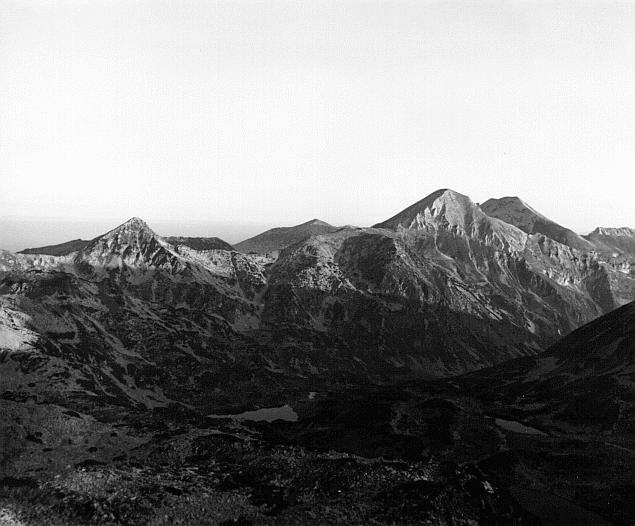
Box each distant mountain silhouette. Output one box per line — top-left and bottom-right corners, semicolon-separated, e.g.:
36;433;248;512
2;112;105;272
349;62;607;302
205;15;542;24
18;238;89;256
234;218;338;254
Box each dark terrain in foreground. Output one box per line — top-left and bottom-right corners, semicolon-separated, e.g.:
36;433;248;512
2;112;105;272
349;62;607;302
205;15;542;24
2;303;634;525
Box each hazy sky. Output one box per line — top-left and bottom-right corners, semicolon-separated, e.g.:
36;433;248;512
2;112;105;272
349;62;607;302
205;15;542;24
1;0;634;250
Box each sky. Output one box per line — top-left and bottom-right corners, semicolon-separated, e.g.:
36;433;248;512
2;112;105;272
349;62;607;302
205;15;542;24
1;0;634;251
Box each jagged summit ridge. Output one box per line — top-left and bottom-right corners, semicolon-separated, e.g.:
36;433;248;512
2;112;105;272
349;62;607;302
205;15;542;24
84;217;158;254
584;226;635;258
371;189;529;252
77;217;184;273
590;226;635;237
373;189;479;231
100;217;153;237
124;216;148;226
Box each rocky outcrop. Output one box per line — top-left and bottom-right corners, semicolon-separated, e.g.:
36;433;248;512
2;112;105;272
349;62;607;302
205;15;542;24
72;217;185;275
584;226;635;258
165;236;233;252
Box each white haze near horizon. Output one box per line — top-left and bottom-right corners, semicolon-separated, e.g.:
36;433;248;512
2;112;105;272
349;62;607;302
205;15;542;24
1;0;634;252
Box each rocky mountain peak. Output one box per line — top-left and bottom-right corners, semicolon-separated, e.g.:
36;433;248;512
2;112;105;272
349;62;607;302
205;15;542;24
584;226;635;258
106;216;152;234
304;218;331;227
95;217;156;244
77;217;182;273
373;188;481;231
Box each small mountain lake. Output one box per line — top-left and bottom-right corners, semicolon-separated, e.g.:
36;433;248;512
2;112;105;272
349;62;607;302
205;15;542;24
495;418;547;436
208;404;298;422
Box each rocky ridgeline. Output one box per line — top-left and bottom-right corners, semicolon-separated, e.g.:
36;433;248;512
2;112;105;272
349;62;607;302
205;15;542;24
0;189;633;414
262;189;631;375
0;218;278;415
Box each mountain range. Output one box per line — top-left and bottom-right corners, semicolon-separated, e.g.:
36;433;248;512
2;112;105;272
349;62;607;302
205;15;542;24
1;189;633;403
1;188;633;525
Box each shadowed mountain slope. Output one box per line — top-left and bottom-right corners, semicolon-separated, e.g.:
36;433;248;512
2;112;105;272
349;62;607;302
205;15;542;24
427;303;635;525
473;300;634;383
541;299;634;376
464;300;635;436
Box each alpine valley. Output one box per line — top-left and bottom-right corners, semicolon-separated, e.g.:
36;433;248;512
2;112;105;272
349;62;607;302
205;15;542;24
1;189;633;525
